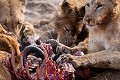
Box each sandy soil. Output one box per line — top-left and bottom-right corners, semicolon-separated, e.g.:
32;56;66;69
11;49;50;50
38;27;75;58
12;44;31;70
25;0;63;34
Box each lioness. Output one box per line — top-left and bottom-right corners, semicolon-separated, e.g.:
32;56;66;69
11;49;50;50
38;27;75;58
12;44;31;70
0;0;35;48
66;0;120;69
0;0;26;32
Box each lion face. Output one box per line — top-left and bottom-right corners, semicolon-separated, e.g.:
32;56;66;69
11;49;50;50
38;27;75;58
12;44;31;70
83;0;116;28
55;19;76;46
54;0;88;47
16;22;35;50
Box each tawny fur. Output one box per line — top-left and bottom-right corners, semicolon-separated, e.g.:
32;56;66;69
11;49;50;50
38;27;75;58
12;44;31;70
54;0;89;47
15;22;35;42
0;0;26;33
0;0;35;44
0;25;20;67
67;0;120;69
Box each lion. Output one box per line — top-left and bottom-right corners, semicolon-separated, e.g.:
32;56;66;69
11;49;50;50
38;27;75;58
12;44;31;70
0;0;26;33
0;24;20;67
60;0;120;79
0;23;34;80
15;22;35;50
0;0;35;49
39;0;89;55
53;0;89;47
48;0;120;79
38;0;89;55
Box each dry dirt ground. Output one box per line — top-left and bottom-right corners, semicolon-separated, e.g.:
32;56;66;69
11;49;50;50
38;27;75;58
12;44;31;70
25;0;63;34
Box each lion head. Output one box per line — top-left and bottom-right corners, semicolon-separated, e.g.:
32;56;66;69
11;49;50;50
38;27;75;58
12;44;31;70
83;0;119;28
54;0;88;47
15;22;35;50
0;0;26;32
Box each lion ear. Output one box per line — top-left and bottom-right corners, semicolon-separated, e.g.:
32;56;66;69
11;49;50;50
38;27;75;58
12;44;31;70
110;0;117;7
61;0;72;15
19;0;26;5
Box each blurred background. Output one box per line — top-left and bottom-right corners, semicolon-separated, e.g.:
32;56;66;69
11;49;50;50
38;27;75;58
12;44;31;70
25;0;63;34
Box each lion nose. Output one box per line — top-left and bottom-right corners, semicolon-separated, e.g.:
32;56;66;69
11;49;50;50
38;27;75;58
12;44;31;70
87;19;92;24
83;15;92;25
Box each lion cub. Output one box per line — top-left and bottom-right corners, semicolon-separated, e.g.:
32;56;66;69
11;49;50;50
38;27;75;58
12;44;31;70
54;0;89;47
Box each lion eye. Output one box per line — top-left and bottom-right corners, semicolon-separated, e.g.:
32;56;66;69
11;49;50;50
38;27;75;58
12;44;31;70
97;4;103;9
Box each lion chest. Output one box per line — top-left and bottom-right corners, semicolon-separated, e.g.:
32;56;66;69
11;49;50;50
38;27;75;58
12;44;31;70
88;27;109;53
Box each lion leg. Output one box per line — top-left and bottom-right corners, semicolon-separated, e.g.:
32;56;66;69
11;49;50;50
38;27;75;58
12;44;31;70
47;39;80;54
67;50;120;69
